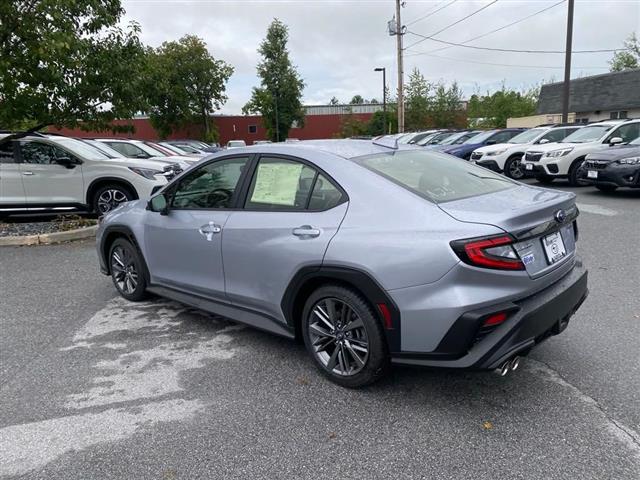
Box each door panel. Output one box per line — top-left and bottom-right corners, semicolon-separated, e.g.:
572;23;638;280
222;204;348;322
143;156;251;302
18;142;84;204
0;142;26;207
144;210;232;302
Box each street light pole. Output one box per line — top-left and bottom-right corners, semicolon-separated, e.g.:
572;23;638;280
562;0;574;123
374;67;387;133
395;0;405;133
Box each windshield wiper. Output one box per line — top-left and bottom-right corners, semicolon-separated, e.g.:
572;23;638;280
467;172;510;181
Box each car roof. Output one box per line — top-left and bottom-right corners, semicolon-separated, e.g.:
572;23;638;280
233;139;416;160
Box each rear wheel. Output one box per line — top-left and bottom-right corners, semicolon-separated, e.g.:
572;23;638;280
504;155;525;179
109;238;148;301
536;175;555;184
93;184;135;215
596;185;618;193
301;284;389;388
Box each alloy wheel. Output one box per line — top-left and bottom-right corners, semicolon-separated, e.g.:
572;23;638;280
111;245;138;295
98;189;128;214
308;298;369;376
508;158;524;179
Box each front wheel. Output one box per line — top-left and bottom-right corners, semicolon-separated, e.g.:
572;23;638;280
302;285;389;388
93;184;134;215
109;238;148;301
504;155;525;179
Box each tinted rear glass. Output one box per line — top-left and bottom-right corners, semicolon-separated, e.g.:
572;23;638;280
354;150;516;203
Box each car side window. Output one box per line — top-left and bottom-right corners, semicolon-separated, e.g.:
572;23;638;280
0;142;15;163
106;142;148;158
608;123;640;143
171;157;249;209
20;142;73;165
490;131;515;143
308;174;343;210
245;158;317;210
540;129;565;143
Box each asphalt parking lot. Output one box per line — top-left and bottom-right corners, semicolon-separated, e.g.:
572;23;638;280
1;181;639;480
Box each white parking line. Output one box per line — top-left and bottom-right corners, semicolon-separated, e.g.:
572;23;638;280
577;203;618;216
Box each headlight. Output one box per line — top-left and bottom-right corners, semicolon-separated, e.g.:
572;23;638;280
617;156;640;165
128;167;162;179
486;149;507;156
544;147;574;158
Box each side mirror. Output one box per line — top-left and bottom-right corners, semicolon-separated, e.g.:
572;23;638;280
148;193;169;215
609;137;623;145
56;156;80;168
538;138;550;144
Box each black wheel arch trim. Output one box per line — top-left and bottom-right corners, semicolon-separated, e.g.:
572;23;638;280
282;265;402;353
100;225;149;282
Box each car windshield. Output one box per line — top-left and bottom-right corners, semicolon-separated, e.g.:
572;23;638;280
396;133;417;144
160;143;187;154
134;142;168;157
227;141;246;148
54;138;111;160
463;130;495;144
562;125;612;143
415;133;439;146
354;150;515;203
83;139;124;158
508;128;545;144
145;142;172;156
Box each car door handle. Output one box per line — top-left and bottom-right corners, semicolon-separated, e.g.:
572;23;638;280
22;171;34;176
292;225;321;238
198;222;222;242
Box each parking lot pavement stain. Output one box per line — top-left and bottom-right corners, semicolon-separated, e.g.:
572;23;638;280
576;203;618;216
0;398;205;478
0;297;245;477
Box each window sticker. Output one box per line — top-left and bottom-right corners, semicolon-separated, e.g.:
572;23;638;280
250;162;303;206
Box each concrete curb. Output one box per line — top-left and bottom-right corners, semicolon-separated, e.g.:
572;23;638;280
0;225;98;247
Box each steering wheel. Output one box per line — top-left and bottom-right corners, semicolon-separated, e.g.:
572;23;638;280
204;188;233;207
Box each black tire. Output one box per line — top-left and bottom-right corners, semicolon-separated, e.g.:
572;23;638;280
504;155;525;179
301;284;389;388
596;185;618;193
92;184;135;215
568;161;583;187
536;175;555;184
108;238;149;301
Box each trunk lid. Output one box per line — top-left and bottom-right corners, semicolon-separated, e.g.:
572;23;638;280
438;184;578;278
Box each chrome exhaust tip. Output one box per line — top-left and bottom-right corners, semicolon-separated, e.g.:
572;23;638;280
510;356;521;371
499;361;510;376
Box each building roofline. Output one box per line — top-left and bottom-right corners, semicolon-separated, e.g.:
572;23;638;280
541;68;640;87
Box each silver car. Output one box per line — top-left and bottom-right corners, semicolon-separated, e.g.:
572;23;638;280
97;140;588;387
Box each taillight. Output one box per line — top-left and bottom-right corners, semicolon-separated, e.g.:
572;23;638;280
451;235;525;271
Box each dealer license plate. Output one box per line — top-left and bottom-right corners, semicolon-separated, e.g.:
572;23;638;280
542;231;567;265
587;170;598;179
525;163;533;170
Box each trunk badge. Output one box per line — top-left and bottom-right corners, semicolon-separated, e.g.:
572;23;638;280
554;209;567;224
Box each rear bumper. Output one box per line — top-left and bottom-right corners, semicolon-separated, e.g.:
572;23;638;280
391;259;588;370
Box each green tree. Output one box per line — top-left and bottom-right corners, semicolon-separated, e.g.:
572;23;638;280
429;82;464;128
609;33;640;71
146;35;233;141
337;113;369;138
404;68;431;130
350;95;365;105
0;0;146;135
367;109;397;135
467;85;538;128
243;19;305;142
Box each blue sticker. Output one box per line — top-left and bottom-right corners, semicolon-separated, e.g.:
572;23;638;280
522;253;535;265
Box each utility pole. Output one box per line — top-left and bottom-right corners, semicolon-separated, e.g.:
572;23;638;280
395;0;405;133
374;67;387;132
561;0;574;123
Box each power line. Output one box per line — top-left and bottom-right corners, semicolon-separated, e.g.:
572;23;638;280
405;32;621;54
404;0;499;51
404;49;608;70
406;0;457;27
427;0;566;54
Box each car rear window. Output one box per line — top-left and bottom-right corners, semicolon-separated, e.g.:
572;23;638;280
353;150;516;203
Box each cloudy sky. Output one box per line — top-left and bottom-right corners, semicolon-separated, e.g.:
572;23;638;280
122;0;640;114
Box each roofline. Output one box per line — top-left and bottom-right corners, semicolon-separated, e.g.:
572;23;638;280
540;68;640;87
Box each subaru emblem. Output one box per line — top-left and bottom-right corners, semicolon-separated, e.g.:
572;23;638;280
554;209;567;224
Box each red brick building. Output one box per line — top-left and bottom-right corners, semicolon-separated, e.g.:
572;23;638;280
50;104;383;145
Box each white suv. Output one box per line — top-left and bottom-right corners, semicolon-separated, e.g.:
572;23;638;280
0;134;178;216
471;125;582;179
522;119;640;185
